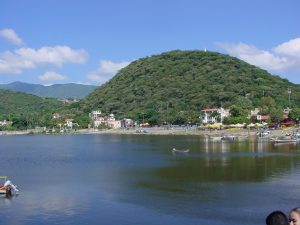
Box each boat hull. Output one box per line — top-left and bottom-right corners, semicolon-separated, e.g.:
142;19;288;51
172;148;190;153
274;139;297;143
0;187;7;195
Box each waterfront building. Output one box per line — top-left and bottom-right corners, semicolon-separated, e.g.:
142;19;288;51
91;111;122;129
201;108;230;124
90;111;102;120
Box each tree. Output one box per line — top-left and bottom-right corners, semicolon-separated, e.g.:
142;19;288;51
269;108;284;123
234;96;253;111
211;111;221;123
229;105;244;117
258;96;276;114
12;116;28;130
222;116;231;125
289;108;300;122
73;114;91;128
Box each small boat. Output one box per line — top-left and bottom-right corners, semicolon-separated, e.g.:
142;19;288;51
269;137;278;141
274;139;297;144
209;136;222;141
172;148;190;153
273;135;297;143
0;176;19;197
257;130;270;138
221;135;237;141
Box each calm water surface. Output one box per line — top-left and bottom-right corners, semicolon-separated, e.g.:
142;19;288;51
1;134;300;225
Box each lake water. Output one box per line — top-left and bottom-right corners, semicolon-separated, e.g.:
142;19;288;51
1;134;300;225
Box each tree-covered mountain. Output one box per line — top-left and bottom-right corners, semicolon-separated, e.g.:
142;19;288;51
81;50;300;125
0;81;98;99
0;89;64;129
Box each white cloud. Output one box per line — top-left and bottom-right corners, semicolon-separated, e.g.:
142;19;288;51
217;37;300;73
98;60;130;74
86;60;130;84
274;38;300;57
0;46;88;74
0;28;23;46
39;71;67;81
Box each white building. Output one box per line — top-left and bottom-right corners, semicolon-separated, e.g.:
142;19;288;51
90;111;102;120
201;108;230;124
107;114;121;129
0;120;10;126
65;119;73;129
93;117;106;128
91;112;121;129
283;107;291;114
121;118;134;128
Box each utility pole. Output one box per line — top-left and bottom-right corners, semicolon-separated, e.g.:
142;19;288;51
166;102;169;126
288;88;291;109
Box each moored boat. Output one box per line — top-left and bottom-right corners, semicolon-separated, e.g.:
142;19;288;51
274;138;297;144
221;135;237;141
172;148;190;153
209;136;222;141
0;176;19;197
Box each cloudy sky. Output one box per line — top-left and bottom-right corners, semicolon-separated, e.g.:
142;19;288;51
0;0;300;85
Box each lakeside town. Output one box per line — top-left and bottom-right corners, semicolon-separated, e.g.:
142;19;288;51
1;105;299;139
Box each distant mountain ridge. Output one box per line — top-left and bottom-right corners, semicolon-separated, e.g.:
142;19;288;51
0;81;98;99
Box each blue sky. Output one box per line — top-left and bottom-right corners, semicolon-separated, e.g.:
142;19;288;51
0;0;300;85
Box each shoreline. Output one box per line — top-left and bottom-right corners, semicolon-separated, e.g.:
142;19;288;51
0;127;295;138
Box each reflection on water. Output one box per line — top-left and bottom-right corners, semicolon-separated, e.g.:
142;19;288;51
0;134;300;225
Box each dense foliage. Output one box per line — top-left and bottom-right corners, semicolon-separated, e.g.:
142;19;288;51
81;50;300;125
0;90;64;129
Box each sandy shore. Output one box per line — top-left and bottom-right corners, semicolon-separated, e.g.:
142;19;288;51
72;127;297;138
0;127;296;137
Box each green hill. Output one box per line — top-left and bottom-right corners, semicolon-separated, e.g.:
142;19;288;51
81;50;300;124
0;82;98;99
0;89;64;129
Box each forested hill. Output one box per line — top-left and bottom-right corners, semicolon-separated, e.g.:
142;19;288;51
0;82;97;99
81;50;300;124
0;89;64;126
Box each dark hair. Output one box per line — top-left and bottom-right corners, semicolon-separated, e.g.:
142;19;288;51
266;211;289;225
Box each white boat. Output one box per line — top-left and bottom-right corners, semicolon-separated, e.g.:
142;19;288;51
269;137;278;141
274;138;297;144
0;176;19;197
221;135;237;141
209;136;222;141
172;148;190;153
257;130;270;138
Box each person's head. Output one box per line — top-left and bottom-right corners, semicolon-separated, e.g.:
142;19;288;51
289;208;300;225
266;211;289;225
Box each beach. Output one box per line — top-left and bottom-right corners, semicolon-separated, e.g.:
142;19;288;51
0;126;296;138
73;126;296;138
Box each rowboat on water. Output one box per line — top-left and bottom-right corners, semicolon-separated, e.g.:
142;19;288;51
209;136;223;141
274;138;297;144
0;176;19;197
172;148;190;153
221;135;237;141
